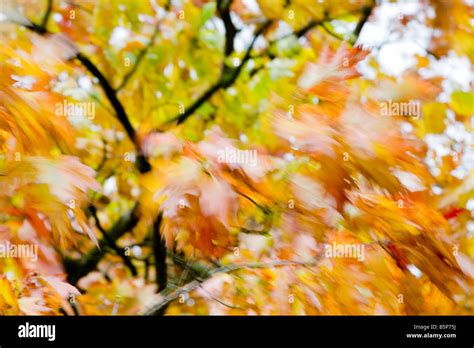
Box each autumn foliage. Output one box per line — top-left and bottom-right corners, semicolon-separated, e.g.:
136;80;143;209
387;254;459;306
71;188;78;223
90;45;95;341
0;0;473;316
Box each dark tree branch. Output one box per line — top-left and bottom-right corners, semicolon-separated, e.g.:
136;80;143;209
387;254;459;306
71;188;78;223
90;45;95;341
16;8;153;285
95;138;108;173
150;212;168;315
19;15;152;173
352;2;375;44
218;0;238;57
64;204;140;285
168;251;209;281
263;16;322;46
162;13;362;128
74;55;134;146
173;81;222;126
40;0;53;30
248;18;325;77
222;20;272;88
164;20;272;127
23;21;48;35
293;19;318;38
74;53;151;173
152;212;167;292
250;8;373;78
89;206;138;276
116;25;160;91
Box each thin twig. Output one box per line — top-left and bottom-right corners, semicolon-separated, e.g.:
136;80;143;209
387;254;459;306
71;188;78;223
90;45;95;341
89;206;138;276
116;24;161;91
141;258;319;315
320;22;346;41
64;204;140;285
198;285;242;310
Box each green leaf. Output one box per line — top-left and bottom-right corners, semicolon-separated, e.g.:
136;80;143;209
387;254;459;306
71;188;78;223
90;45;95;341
450;91;474;116
418;102;446;135
199;2;217;28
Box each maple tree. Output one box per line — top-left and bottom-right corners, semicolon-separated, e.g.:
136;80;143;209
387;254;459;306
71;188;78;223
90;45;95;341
0;0;473;316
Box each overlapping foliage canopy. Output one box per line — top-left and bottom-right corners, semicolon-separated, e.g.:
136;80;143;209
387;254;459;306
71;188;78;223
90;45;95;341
0;0;473;315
